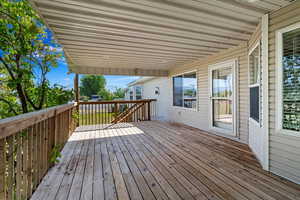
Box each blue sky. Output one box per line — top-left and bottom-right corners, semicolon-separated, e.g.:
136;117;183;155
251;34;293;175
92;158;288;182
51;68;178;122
46;62;140;90
45;29;140;91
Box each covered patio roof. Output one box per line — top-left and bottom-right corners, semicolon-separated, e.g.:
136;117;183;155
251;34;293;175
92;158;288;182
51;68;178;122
30;0;293;76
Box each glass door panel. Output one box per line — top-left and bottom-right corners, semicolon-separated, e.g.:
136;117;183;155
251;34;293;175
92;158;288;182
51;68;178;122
211;66;234;133
213;99;233;130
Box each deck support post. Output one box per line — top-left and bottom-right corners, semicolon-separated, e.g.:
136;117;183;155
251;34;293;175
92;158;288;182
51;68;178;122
74;74;79;103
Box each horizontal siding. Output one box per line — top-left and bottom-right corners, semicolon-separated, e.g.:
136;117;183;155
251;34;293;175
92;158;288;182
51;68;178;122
268;1;300;184
170;43;249;144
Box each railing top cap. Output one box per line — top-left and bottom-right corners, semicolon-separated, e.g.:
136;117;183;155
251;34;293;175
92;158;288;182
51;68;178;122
78;99;157;104
0;103;77;139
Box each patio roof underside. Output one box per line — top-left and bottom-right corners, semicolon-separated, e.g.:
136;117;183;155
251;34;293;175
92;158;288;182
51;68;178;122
31;0;293;76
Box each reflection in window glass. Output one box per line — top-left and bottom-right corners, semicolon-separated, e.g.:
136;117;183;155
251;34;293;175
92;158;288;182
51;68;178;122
282;28;300;132
211;67;233;131
212;67;232;98
183;73;197;109
249;47;260;85
173;75;183;107
173;73;197;109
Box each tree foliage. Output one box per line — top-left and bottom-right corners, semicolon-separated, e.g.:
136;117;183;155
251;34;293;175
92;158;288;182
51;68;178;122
80;75;106;97
0;0;73;119
112;87;126;99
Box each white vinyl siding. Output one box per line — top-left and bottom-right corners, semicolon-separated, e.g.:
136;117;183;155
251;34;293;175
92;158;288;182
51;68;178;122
269;1;300;184
170;43;249;143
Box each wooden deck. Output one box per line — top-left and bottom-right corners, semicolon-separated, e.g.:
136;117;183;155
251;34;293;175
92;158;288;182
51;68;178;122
30;121;300;200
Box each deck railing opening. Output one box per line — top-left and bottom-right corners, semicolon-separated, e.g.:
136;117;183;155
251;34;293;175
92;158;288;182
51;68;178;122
78;99;157;126
0;103;78;200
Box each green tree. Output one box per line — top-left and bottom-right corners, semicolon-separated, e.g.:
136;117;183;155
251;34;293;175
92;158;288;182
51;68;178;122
99;88;113;100
113;87;126;99
80;75;106;98
0;0;73;119
45;84;74;107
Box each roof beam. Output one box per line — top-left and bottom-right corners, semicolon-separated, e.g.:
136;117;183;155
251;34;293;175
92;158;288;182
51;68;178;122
70;66;169;77
64;46;205;60
36;2;251;40
66;49;200;61
56;36;221;54
43;12;247;44
49;0;257;30
60;42;214;57
47;20;239;46
54;30;230;51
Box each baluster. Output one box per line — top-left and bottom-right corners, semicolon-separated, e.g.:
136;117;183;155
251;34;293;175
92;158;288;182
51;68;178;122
22;128;29;199
96;103;99;124
15;133;22;200
32;124;38;190
0;138;6;200
38;122;43;183
6;135;15;200
109;103;111;123
84;104;87;126
105;103;107;124
27;126;33;197
90;104;92;125
41;120;46;177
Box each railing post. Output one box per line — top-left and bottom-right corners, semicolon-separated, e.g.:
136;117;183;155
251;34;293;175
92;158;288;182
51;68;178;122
0;139;6;200
114;103;118;120
74;74;80;127
54;109;59;147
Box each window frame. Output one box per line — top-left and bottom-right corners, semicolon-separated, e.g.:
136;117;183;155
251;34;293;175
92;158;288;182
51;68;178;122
276;22;300;137
172;70;198;111
248;41;261;124
135;85;143;100
129;88;134;100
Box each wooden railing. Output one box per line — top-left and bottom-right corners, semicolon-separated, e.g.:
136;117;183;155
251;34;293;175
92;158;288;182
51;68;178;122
78;99;156;126
0;103;78;200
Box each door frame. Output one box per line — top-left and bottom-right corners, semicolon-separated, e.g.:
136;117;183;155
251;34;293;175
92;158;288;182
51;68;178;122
208;59;238;137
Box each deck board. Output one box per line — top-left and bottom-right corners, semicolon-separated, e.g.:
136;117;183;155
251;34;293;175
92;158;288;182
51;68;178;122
31;121;300;200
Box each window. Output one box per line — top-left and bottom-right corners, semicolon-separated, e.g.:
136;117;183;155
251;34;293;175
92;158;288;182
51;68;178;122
249;44;260;123
129;90;133;100
135;86;142;100
277;25;300;133
173;72;197;109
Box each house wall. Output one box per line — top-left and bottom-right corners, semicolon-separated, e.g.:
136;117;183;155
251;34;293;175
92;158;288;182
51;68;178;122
169;43;249;143
140;77;170;121
268;2;300;184
128;2;300;184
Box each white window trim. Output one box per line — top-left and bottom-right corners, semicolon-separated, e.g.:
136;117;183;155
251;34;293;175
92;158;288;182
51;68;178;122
276;22;300;137
172;70;198;111
248;41;261;125
208;59;238;137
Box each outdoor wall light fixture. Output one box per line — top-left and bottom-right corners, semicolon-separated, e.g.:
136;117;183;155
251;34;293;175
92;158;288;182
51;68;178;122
155;87;160;95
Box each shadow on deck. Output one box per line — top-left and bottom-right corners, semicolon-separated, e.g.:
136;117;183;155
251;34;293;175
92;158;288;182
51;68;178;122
30;121;300;200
